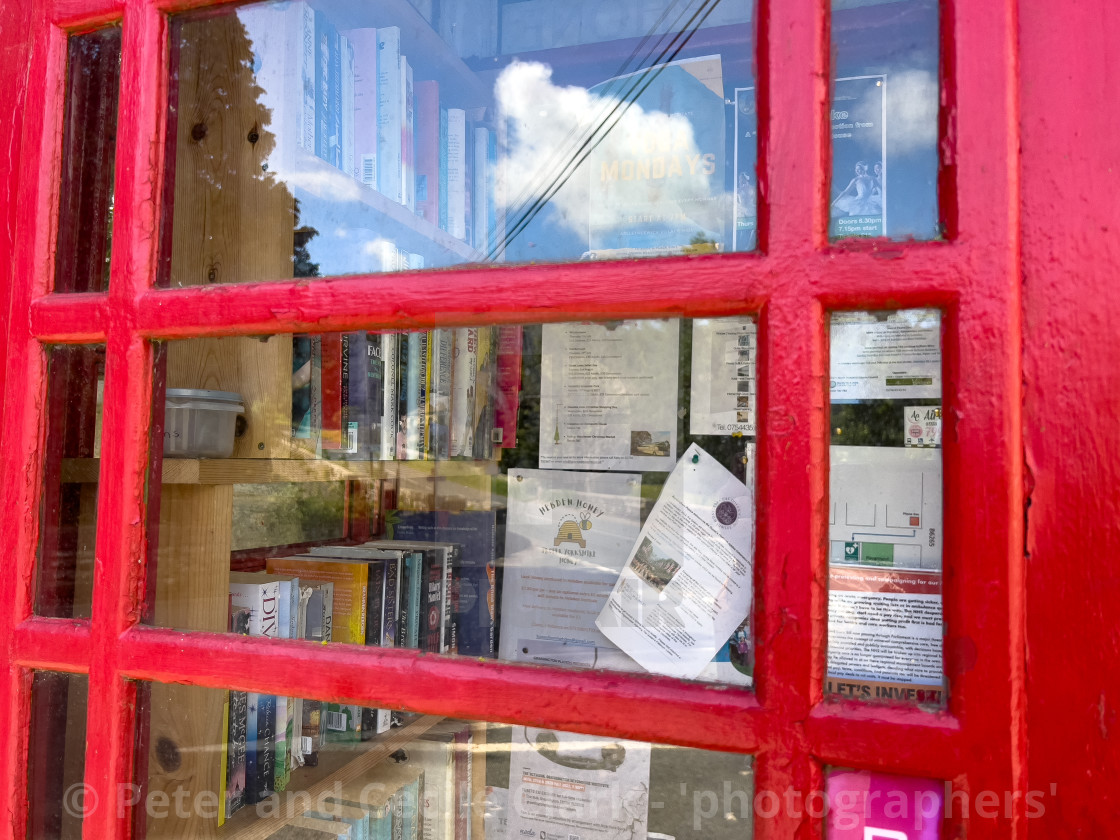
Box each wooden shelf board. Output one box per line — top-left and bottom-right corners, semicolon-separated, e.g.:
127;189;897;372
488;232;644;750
223;715;443;839
63;458;501;485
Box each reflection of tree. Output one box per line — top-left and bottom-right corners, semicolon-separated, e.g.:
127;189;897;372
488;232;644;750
292;200;320;278
681;232;719;255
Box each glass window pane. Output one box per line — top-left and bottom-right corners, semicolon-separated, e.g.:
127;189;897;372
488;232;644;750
135;680;754;838
159;0;756;288
27;672;89;840
36;346;105;618
830;0;939;241
145;318;757;690
827;310;944;708
56;27;120;293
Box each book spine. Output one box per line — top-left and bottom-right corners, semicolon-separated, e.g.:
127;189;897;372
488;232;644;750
396;554;411;649
299;3;316;153
329;25;342;168
347;28;378;187
453;727;471;840
314;9;331;164
422;550;444;653
376;27;403;202
310;334;324;455
446;109;467;240
391;788;405;840
429;329;453;460
438;107;449;231
301;700;322;767
415;81;440;224
340;33;355;177
320;333;343;451
493;325;523;448
381;332;398;460
446;544;460;655
274;695;290;792
248;693;276;803
226;689;248;818
449;328;478;457
403;776;422;840
406;553;423;648
367;333;386;460
473;127;489;253
471;327;497;459
402;57;415;212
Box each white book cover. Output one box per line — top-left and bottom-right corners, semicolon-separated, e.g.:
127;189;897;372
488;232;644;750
376;27;403;202
340;32;355;178
449;327;477;457
381;332;399;460
446;108;467;240
346;28;379;187
229;578;281;639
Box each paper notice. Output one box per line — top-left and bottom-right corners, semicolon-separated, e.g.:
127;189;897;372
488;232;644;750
595;443;754;680
830;309;941;400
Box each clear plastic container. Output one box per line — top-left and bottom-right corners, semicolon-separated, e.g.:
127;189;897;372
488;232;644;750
163;389;245;458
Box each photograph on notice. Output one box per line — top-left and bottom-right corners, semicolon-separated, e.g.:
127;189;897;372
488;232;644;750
630;430;671;457
628;536;682;592
736;411;752;423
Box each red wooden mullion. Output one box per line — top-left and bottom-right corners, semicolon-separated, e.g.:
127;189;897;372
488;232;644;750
0;4;70;837
29;293;110;344
81;2;167;838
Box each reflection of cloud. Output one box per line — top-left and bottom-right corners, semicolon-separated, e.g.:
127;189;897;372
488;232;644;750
885;69;937;155
494;60;723;243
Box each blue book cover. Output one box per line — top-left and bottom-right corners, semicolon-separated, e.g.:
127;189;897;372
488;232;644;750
385;510;498;657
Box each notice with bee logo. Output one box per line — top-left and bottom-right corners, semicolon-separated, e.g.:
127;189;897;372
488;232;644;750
500;469;642;670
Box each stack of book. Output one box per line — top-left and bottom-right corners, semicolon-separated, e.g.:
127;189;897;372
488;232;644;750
219;519;497;824
292;326;523;462
240;3;504;259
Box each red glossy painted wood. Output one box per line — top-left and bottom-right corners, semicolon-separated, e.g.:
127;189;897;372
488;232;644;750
1020;1;1120;836
0;0;1038;837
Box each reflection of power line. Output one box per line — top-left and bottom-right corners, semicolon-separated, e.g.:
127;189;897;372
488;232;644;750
487;0;723;261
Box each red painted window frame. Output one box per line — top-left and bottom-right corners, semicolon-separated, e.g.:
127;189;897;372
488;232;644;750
0;0;1023;837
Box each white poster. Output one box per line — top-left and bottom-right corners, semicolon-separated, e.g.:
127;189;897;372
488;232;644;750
689;317;757;436
539;320;679;471
500;469;642;670
507;726;652;840
830;309;941;400
596;443;754;680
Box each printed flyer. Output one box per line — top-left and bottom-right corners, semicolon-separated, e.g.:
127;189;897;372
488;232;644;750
506;726;652;840
689;316;757;436
499;469;642;670
595;443;755;680
539;320;679;472
830;309;941;400
830;75;887;238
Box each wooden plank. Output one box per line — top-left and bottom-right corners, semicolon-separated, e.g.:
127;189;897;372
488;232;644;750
146;484;235;840
62;458;500;485
224;716;444;840
165;12;296;460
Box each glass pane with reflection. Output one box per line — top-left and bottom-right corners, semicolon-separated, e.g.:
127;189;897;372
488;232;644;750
159;0;756;288
27;672;89;840
135;681;754;839
827;310;944;708
830;0;939;241
145;318;757;690
36;345;105;619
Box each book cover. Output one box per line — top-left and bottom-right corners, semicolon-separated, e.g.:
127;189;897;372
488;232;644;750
385;510;498;658
267;558;367;645
493;325;523;448
587;56;726;256
445;109;467;240
415;80;441;224
346;28;378;187
449;328;477;458
376;27;403;202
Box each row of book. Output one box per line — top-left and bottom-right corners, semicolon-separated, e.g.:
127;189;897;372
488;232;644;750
263;718;476;840
222;510;498;822
242;3;502;253
293;327;523;461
